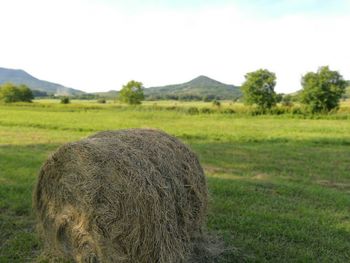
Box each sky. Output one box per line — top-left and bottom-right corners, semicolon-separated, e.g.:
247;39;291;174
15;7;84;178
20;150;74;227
0;0;349;93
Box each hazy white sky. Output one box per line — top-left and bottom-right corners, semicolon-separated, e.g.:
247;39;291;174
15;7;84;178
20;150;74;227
1;0;349;93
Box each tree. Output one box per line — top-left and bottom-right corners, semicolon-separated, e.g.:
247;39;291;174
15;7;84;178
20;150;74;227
118;80;144;105
0;83;20;102
276;93;284;103
17;85;34;102
241;69;277;110
300;66;347;113
97;98;106;104
0;83;33;103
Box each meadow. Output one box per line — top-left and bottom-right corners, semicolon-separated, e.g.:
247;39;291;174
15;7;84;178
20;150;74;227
1;100;350;262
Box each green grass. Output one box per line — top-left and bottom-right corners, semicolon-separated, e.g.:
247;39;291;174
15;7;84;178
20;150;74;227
1;101;350;262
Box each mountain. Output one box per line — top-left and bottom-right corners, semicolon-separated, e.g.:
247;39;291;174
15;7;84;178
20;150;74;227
0;67;84;96
144;75;241;100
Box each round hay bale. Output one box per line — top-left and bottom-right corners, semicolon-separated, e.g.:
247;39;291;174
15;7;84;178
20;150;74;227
33;129;210;262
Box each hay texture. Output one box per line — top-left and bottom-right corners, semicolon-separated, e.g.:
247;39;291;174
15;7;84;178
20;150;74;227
33;129;212;262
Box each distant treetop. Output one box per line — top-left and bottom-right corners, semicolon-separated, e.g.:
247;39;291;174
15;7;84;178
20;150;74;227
241;69;277;110
300;66;347;113
118;80;144;105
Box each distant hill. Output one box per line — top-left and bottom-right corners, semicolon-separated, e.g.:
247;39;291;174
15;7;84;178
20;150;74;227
143;76;241;100
0;67;84;96
92;76;241;100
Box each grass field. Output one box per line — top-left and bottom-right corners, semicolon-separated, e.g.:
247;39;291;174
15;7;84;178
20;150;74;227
1;101;350;262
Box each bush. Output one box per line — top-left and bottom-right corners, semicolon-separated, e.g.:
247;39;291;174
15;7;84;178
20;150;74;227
0;83;33;103
200;107;213;114
60;97;70;104
281;95;293;107
165;106;178;111
247;107;265;116
202;95;216;102
221;108;235;114
291;106;305;115
269;107;286;115
212;100;221;107
165;94;179;100
187;107;199;115
179;94;202;101
97;98;106;104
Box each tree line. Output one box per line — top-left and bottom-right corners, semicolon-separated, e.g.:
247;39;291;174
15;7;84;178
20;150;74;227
1;66;348;114
241;66;348;113
119;66;348;113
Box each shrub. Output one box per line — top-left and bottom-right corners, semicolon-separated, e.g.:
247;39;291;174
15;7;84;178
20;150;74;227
247;107;265;116
200;107;213;114
221;108;235;114
212;100;221;107
187;107;199;115
165;106;178;111
281;95;293;107
202;95;216;102
60;97;70;104
179;94;202;101
0;83;33;103
269;107;286;115
97;98;106;104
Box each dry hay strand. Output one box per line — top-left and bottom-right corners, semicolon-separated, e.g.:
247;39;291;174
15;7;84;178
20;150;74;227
33;129;221;262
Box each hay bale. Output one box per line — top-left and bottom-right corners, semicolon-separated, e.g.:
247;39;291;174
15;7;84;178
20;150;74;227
33;129;213;262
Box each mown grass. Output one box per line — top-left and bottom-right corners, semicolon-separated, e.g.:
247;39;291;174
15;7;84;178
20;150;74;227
0;101;350;262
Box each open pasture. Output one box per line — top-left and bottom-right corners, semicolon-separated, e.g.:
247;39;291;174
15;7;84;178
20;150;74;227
1;101;350;262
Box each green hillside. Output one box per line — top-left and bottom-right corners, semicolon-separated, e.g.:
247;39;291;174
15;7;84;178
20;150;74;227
144;75;241;100
0;67;84;96
92;76;241;100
